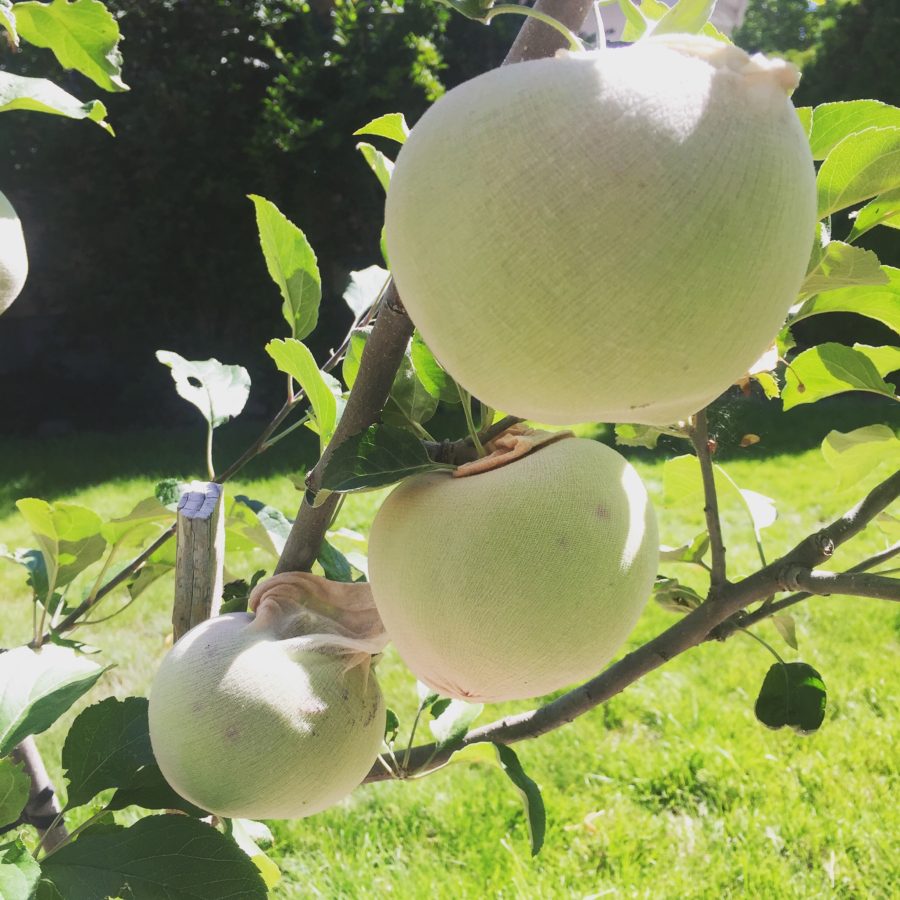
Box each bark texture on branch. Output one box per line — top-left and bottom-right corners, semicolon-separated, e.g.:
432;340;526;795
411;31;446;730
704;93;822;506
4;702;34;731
11;737;68;853
277;287;413;573
504;0;593;65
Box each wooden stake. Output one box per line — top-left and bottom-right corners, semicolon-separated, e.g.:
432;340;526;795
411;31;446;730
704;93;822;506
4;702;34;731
173;482;224;642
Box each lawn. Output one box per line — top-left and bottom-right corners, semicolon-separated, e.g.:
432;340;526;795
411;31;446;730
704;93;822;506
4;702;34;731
1;399;898;899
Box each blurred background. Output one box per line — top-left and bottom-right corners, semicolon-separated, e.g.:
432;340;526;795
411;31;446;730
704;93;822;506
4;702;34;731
0;0;897;437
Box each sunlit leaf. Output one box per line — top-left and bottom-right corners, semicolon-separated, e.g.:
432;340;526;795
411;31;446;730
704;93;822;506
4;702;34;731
847;187;900;241
799;241;887;296
356;142;394;192
248;195;321;340
353;112;409;144
15;0;127;92
156;351;250;428
0;70;110;130
782;343;896;410
817;126;900;218
808;100;900;159
343;265;389;318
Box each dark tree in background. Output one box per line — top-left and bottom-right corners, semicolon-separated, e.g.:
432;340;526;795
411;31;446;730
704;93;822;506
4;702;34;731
0;0;514;433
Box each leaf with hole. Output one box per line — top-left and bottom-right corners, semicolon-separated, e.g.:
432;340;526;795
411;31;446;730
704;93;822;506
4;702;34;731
156;351;250;428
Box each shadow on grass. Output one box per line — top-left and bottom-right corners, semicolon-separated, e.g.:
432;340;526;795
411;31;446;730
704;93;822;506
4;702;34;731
0;393;896;513
0;418;322;513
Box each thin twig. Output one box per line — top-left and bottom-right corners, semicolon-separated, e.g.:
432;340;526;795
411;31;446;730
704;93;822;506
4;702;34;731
687;411;727;590
360;466;900;783
781;570;900;602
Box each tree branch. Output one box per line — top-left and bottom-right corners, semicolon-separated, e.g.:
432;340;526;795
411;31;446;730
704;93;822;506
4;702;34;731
731;541;900;629
276;286;414;573
10;737;68;853
687;411;727;589
504;0;592;65
781;570;900;601
363;466;900;782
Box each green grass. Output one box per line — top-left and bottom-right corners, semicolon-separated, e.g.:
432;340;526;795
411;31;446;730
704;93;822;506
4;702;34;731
1;412;897;899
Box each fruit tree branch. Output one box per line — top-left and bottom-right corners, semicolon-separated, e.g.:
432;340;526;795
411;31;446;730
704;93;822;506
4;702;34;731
276;286;414;573
504;0;593;65
780;570;900;601
687;410;727;589
363;466;900;782
729;541;900;630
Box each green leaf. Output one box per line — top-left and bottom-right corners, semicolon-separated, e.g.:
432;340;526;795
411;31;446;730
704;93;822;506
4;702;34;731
659;531;710;566
429;700;483;750
618;0;649;40
227;496;291;558
0;70;110;130
62;696;156;810
156;351;250;429
755;662;826;734
15;499;105;598
384;351;439;430
493;744;546;857
782;343;896;410
316;540;353;583
652;0;716;35
265;339;340;449
817;127;900;218
101;497;172;547
15;0;127;92
753;371;780;400
0;645;108;757
353;112;409;145
410;331;460;403
343;265;389;318
0;758;29;830
790;266;900;335
847;186;900;241
356;141;393;192
795;106;812;138
384;709;400;744
1;545;49;599
821;424;900;486
40;815;267;899
615;423;665;449
345;327;438;426
342;328;369;390
852;342;900;377
771;613;799;651
0;1;18;45
321;424;452;493
0;839;41;900
662;456;775;562
248;195;321;340
229;818;280;891
799;241;887;296
652;577;705;614
808;100;900;159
